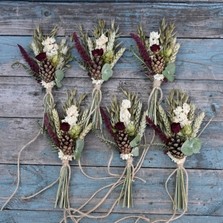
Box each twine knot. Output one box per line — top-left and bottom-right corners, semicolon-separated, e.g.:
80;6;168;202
62;159;70;166
93;83;102;91
153;79;162;88
126;156;133;167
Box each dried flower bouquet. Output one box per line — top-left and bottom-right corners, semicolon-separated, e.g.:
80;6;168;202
73;20;125;130
147;89;205;215
100;89;147;208
131;19;180;125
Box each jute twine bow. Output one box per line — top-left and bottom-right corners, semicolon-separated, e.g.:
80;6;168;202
0;86;54;211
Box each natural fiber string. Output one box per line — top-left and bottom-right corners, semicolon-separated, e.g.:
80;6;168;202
84;83;102;128
0;86;54;211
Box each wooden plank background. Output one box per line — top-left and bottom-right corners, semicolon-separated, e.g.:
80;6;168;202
0;1;223;222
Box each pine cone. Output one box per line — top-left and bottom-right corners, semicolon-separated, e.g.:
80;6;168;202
39;59;56;83
151;54;165;74
116;129;132;155
167;134;185;159
89;56;103;80
60;133;74;156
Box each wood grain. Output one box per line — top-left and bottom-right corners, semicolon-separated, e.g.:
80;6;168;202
1;37;223;81
0;1;223;222
0;165;222;215
0;117;222;170
0;2;223;37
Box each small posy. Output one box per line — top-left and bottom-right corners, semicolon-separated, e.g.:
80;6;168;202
73;20;125;130
131;19;180;125
100;90;147;208
44;89;92;209
146;89;205;214
17;26;73;89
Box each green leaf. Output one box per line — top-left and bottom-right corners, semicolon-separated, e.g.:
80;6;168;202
130;134;141;148
101;63;113;81
55;70;64;88
181;138;202;156
74;139;84;160
131;147;139;157
162;63;176;82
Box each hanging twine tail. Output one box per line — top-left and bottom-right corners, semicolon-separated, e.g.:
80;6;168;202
0;85;54;211
147;79;163;126
55;159;72;209
165;155;188;222
118;156;134;208
90;83;103;130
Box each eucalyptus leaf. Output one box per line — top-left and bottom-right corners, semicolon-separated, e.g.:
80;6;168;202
130;134;141;148
55;70;65;88
131;147;139;157
55;70;65;81
74;139;85;160
162;63;176;82
101;63;113;81
181;138;202;156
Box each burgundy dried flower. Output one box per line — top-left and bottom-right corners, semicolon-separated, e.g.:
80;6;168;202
44;113;60;147
114;122;125;131
150;44;160;53
171;122;182;134
92;48;104;57
17;44;39;74
73;32;93;66
130;33;152;72
146;116;169;143
60;122;70;132
100;107;116;138
36;52;47;62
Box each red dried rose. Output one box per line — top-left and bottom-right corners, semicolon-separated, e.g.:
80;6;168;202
150;44;160;53
171;122;182;134
92;48;103;57
36;52;47;61
60;122;70;132
115;122;125;131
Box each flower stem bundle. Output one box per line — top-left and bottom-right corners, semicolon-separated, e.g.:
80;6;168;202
100;89;147;208
131;19;180;125
44;89;92;209
0;26;73;211
147;89;205;217
73;20;125;130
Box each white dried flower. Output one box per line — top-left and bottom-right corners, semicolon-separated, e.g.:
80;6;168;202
149;31;160;46
173;104;192;127
120;99;131;126
96;34;108;52
120;153;133;160
91;78;104;85
42;37;59;57
121;99;131;109
41;80;55;90
58;150;73;161
154;74;164;81
63;105;79;127
167;151;186;165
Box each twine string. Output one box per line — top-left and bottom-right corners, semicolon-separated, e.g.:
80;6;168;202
0;86;53;211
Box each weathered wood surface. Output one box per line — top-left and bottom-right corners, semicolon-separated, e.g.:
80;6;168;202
0;2;223;37
0;118;222;170
0;1;223;223
1;37;223;81
0;165;222;214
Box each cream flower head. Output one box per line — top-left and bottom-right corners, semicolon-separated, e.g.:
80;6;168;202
63;105;79;127
96;34;108;51
149;31;160;46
